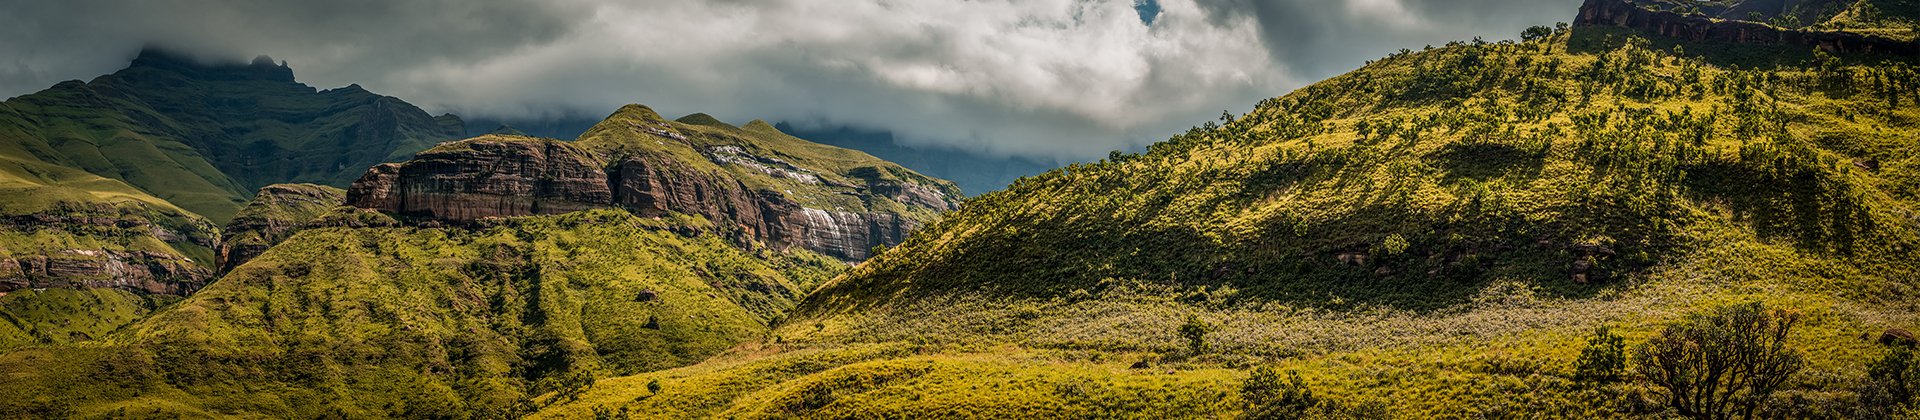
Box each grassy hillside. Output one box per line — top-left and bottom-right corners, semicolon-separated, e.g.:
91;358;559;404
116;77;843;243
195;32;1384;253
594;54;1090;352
0;210;845;418
535;20;1920;419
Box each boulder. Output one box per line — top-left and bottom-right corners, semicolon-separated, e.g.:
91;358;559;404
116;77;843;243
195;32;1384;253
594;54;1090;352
1882;328;1917;347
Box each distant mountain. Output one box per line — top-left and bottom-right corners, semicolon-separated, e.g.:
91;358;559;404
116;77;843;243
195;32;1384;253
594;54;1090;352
0;49;466;355
774;122;1063;196
461;115;604;140
0;48;463;222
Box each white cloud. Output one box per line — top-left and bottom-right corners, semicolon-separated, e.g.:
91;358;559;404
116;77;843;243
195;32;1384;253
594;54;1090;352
0;0;1581;160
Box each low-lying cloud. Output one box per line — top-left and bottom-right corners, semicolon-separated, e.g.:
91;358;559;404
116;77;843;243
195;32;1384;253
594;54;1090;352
0;0;1581;161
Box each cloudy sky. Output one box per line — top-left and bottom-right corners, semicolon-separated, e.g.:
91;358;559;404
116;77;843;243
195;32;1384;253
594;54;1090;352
0;0;1580;161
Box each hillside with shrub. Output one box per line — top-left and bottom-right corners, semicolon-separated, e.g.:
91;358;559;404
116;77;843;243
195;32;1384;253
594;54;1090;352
533;3;1920;418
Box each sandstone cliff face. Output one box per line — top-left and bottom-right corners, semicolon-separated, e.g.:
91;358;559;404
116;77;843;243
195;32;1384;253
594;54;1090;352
345;117;959;261
219;184;346;271
1576;0;1919;55
346;136;614;222
0;210;218;295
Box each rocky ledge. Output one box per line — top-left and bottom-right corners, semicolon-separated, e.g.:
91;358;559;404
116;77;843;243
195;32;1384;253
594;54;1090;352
219;184;347;271
1576;0;1919;55
346;134;951;261
0;250;212;295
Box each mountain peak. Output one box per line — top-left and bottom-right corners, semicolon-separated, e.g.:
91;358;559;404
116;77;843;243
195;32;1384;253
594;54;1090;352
674;113;735;129
126;47;296;83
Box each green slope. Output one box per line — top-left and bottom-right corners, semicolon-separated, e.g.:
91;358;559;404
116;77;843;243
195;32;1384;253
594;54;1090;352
0;48;461;223
0;210;844;418
535;15;1920;420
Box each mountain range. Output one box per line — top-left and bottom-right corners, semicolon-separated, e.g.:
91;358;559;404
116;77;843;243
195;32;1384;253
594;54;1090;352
2;0;1919;417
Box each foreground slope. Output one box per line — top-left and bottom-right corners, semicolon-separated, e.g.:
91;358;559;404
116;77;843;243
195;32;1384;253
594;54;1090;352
538;9;1920;419
0;210;844;417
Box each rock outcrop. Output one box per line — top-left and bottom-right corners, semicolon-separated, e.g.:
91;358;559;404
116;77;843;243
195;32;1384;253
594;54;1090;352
1576;0;1919;55
0;206;218;295
344;111;961;262
346;136;614;222
0;250;211;295
219;184;347;271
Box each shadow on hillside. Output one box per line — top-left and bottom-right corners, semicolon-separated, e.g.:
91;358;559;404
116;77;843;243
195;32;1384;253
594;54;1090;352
1426;142;1548;185
1567;26;1917;70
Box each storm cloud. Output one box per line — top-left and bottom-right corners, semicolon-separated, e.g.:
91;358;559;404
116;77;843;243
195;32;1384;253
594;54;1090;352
0;0;1582;161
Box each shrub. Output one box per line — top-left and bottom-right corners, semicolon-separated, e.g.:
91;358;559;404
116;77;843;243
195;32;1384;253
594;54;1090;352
1240;366;1319;420
1633;302;1804;419
1859;343;1919;418
1179;315;1215;354
1574;325;1627;383
646;378;663;396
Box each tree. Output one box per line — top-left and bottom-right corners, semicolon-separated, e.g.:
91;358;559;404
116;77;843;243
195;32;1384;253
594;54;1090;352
1574;325;1627;383
646;378;663;396
1179;315;1215;354
1522;25;1554;42
1633;302;1804;419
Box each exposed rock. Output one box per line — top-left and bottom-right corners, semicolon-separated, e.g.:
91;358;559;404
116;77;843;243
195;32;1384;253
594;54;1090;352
1882;328;1917;347
1576;0;1919;55
0;250;212;295
219;184;347;271
1570;243;1617;283
345;106;959;262
346;136;613;222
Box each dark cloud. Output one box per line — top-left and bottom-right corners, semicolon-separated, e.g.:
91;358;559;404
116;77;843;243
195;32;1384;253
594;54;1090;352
0;0;1582;161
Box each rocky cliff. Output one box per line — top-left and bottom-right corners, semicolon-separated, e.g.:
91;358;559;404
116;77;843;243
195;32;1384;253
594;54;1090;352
346;136;613;222
0;204;218;295
1576;0;1919;54
218;184;345;271
344;106;960;261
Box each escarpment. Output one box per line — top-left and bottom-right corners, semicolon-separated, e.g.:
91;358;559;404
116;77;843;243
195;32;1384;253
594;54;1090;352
0;207;218;295
346;136;614;222
1576;0;1919;55
345;116;960;261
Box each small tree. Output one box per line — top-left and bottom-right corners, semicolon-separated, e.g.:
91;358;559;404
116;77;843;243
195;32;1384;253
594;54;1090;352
1574;325;1627;383
646;378;663;396
1179;315;1215;354
1241;366;1321;420
1633;302;1804;419
1522;25;1554;42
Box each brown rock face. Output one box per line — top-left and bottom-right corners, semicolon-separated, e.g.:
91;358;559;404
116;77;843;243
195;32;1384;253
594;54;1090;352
344;126;956;261
346;136;614;222
0;250;212;295
608;154;914;260
1575;0;1919;55
0;208;218;295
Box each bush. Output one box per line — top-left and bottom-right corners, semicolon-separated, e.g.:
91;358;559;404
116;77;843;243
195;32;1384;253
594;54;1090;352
1574;325;1627;383
1240;366;1318;420
1859;343;1919;419
1179;315;1215;354
1633;302;1804;419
